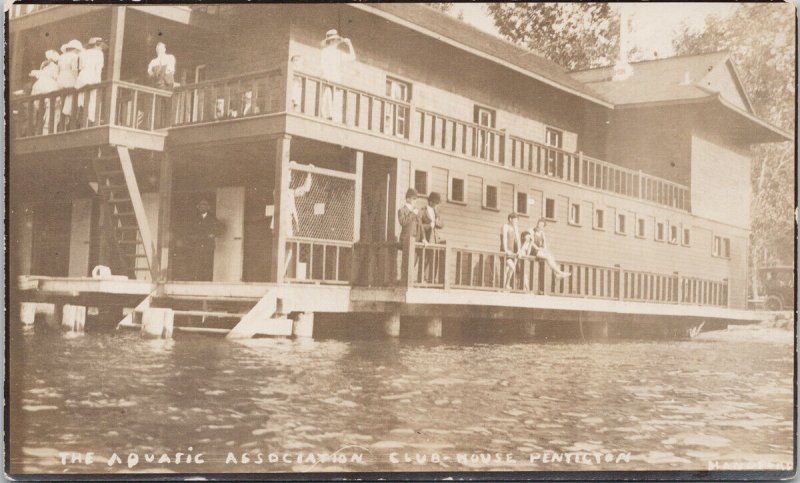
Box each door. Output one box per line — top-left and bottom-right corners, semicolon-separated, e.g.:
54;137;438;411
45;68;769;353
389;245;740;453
32;201;72;276
68;199;93;277
213;186;245;282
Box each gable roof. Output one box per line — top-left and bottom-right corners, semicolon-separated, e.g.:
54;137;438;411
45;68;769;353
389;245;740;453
352;3;612;107
570;51;731;106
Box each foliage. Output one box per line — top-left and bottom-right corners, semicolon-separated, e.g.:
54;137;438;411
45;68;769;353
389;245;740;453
673;3;795;270
427;3;454;13
486;3;620;71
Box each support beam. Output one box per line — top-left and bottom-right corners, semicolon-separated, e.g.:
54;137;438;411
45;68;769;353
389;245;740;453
117;146;156;278
383;312;401;337
425;317;443;338
292;312;314;338
106;6;126;123
271;135;291;283
156;154;173;281
353;151;364;242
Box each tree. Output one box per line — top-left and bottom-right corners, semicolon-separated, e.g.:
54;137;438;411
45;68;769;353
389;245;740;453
486;3;620;71
427;3;454;13
673;4;795;290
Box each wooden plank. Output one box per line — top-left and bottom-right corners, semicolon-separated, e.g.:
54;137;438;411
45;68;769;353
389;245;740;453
272;135;291;283
117;146;156;278
226;290;277;339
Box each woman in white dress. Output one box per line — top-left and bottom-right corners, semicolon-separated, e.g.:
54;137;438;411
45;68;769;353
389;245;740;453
319;29;355;122
56;39;82;131
30;50;60;135
76;37;106;126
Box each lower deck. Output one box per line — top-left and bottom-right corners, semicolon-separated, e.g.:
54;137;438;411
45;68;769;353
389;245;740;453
18;275;761;326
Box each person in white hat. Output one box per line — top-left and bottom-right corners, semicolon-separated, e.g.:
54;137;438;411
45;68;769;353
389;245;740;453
319;29;355;122
30;50;60;135
76;37;106;125
56;39;82;131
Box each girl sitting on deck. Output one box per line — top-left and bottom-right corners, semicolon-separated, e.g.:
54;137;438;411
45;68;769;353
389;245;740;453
528;218;571;279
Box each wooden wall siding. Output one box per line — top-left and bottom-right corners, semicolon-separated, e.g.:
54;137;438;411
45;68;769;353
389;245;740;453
400;153;749;308
287;5;585;149
604;106;693;187
690;132;751;229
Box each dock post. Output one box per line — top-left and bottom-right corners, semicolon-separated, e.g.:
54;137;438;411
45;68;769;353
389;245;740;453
292;312;314;338
20;302;37;326
61;304;86;332
425;317;443;338
523;320;536;337
141;308;174;339
383;312;401;337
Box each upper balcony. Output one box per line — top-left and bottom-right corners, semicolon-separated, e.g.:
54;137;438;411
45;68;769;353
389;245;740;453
9;62;691;212
10;81;172;155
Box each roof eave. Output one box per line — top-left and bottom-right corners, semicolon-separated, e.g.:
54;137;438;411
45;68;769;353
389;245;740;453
351;3;614;109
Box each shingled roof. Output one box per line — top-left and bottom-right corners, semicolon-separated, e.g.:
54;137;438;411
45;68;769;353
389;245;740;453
353;3;611;107
570;51;733;106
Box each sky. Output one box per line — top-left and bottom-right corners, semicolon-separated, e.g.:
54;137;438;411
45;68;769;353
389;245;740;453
456;2;740;61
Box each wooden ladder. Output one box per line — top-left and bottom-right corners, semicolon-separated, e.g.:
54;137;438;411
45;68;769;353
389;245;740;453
92;146;156;279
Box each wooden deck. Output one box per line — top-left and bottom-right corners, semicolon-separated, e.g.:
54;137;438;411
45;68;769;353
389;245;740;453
17;276;762;323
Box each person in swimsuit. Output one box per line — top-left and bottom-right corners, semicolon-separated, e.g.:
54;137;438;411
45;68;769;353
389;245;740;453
529;218;571;279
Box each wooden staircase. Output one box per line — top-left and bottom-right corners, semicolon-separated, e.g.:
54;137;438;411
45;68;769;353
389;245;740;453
92;146;156;279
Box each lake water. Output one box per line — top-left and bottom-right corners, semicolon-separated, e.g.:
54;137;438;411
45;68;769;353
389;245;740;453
8;321;794;475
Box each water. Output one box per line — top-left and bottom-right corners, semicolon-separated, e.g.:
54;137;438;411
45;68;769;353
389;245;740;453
8;323;794;474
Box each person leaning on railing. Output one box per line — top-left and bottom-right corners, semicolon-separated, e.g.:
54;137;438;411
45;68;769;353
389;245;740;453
527;218;571;280
398;188;424;283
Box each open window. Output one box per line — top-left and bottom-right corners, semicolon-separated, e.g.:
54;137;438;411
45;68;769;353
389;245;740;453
516;191;529;216
616;212;627;235
544;197;556;221
413;169;429;196
483;184;499;210
569;202;581;226
448;175;466;204
594;208;605;230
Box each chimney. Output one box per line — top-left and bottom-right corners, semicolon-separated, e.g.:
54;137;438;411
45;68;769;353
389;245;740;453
613;7;633;81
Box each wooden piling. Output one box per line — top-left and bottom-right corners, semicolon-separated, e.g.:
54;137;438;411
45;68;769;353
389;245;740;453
61;304;86;332
20;302;37;326
141;308;174;339
292;312;314;338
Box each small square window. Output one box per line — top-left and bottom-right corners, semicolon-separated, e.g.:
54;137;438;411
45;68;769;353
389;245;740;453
669;225;679;244
636;218;646;238
569;203;581;226
449;177;465;204
594;208;605;230
544;198;556;220
413;169;428;196
682;228;691;246
516;192;528;215
616;213;627;235
484;184;498;210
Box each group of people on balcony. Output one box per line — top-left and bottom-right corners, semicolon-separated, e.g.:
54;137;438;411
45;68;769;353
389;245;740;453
24;37;107;134
398;188;569;289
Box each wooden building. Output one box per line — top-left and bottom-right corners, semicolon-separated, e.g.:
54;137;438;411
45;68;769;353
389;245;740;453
9;4;790;338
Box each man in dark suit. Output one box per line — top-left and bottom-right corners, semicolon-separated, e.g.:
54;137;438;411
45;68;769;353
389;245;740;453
184;199;224;281
398;188;423;284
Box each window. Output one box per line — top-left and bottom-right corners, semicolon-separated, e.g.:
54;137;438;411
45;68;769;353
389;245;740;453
723;238;731;258
669;224;679;244
544;198;556;220
386;77;411;102
594;208;605;230
616;213;627;235
682;228;691;246
483;184;499;210
636;217;646;238
655;221;665;242
516;192;529;215
546;127;563;148
713;236;721;256
413;169;429;196
474;106;496;128
385;77;411;138
569;203;581;226
449;176;466;204
713;236;731;257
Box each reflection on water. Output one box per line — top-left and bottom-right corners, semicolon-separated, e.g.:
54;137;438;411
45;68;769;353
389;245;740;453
8;322;794;474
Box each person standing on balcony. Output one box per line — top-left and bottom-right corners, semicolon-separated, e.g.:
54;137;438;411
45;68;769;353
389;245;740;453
57;40;81;131
319;29;355;122
421;192;444;283
398;188;424;284
147;42;176;89
76;37;106;126
528;218;571;279
30;50;60;135
501;212;521;290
